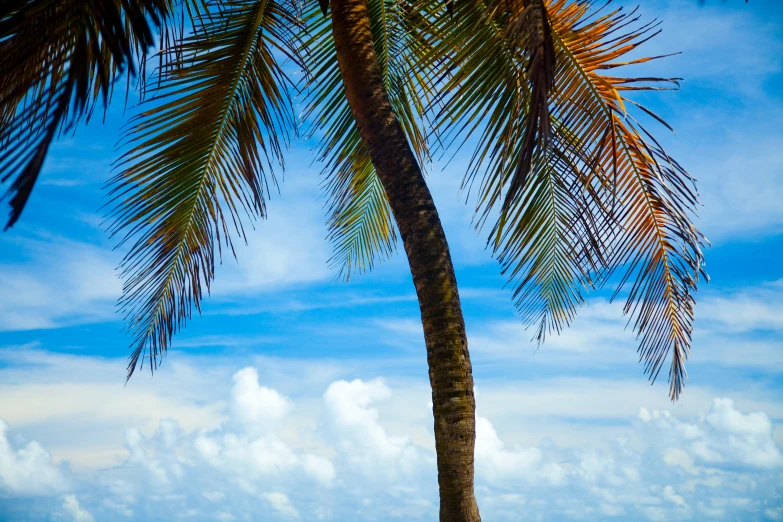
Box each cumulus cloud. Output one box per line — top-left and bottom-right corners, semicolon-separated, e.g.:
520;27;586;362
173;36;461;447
231;368;292;434
323;378;427;482
0;420;69;496
639;397;783;470
92;371;431;520
262;492;299;519
191;368;335;487
62;495;93;522
301;454;336;487
474;416;543;483
0;366;781;522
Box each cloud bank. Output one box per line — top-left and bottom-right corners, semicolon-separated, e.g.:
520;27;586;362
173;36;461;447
1;365;780;522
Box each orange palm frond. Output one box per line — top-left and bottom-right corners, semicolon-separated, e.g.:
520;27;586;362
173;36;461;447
546;0;707;399
429;0;707;399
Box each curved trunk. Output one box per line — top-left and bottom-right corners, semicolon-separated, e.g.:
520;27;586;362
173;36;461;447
330;1;481;521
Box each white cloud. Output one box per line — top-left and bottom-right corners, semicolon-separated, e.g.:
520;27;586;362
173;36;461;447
302;454;336;487
103;498;133;517
699;282;783;333
706;398;776;437
0;419;69;495
0;347;230;470
62;495;94;522
124;423;186;486
323;378;426;481
231;367;292;435
662;485;687;508
474;416;543;484
262;492;299;519
641;506;666;522
697;501;726;518
210;177;331;295
0;174;331;334
662;447;698;475
0;353;781;522
190;367;336;488
640;398;783;470
201;491;225;502
469;278;783;374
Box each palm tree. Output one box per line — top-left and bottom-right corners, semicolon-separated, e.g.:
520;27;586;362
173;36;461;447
1;1;707;521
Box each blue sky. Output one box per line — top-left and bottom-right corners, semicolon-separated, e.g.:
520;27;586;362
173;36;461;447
1;1;782;521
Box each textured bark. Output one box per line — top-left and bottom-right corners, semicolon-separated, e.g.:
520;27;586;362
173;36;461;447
330;1;481;521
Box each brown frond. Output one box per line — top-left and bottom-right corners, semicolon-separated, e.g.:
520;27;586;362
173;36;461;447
501;0;556;213
0;0;167;228
546;0;707;399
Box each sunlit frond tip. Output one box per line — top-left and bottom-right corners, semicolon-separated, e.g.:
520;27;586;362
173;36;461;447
106;0;301;380
543;0;709;400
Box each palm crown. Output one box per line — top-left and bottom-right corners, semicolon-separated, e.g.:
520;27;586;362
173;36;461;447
1;1;709;519
1;0;706;400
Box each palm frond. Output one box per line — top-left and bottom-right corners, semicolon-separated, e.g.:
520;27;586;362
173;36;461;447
430;0;608;347
499;0;555;212
107;0;301;379
303;0;433;279
546;0;706;399
0;0;166;229
494;127;612;344
432;0;706;399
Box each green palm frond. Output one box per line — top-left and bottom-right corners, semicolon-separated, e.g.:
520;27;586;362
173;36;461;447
0;0;167;229
430;0;608;346
107;0;301;379
432;0;706;399
303;0;433;279
494;128;612;344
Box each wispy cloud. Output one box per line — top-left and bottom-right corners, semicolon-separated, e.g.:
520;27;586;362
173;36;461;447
699;279;783;333
637;1;783;240
460;279;783;379
0;236;121;331
0;177;332;332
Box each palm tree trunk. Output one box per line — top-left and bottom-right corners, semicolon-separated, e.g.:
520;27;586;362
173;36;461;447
330;1;481;521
